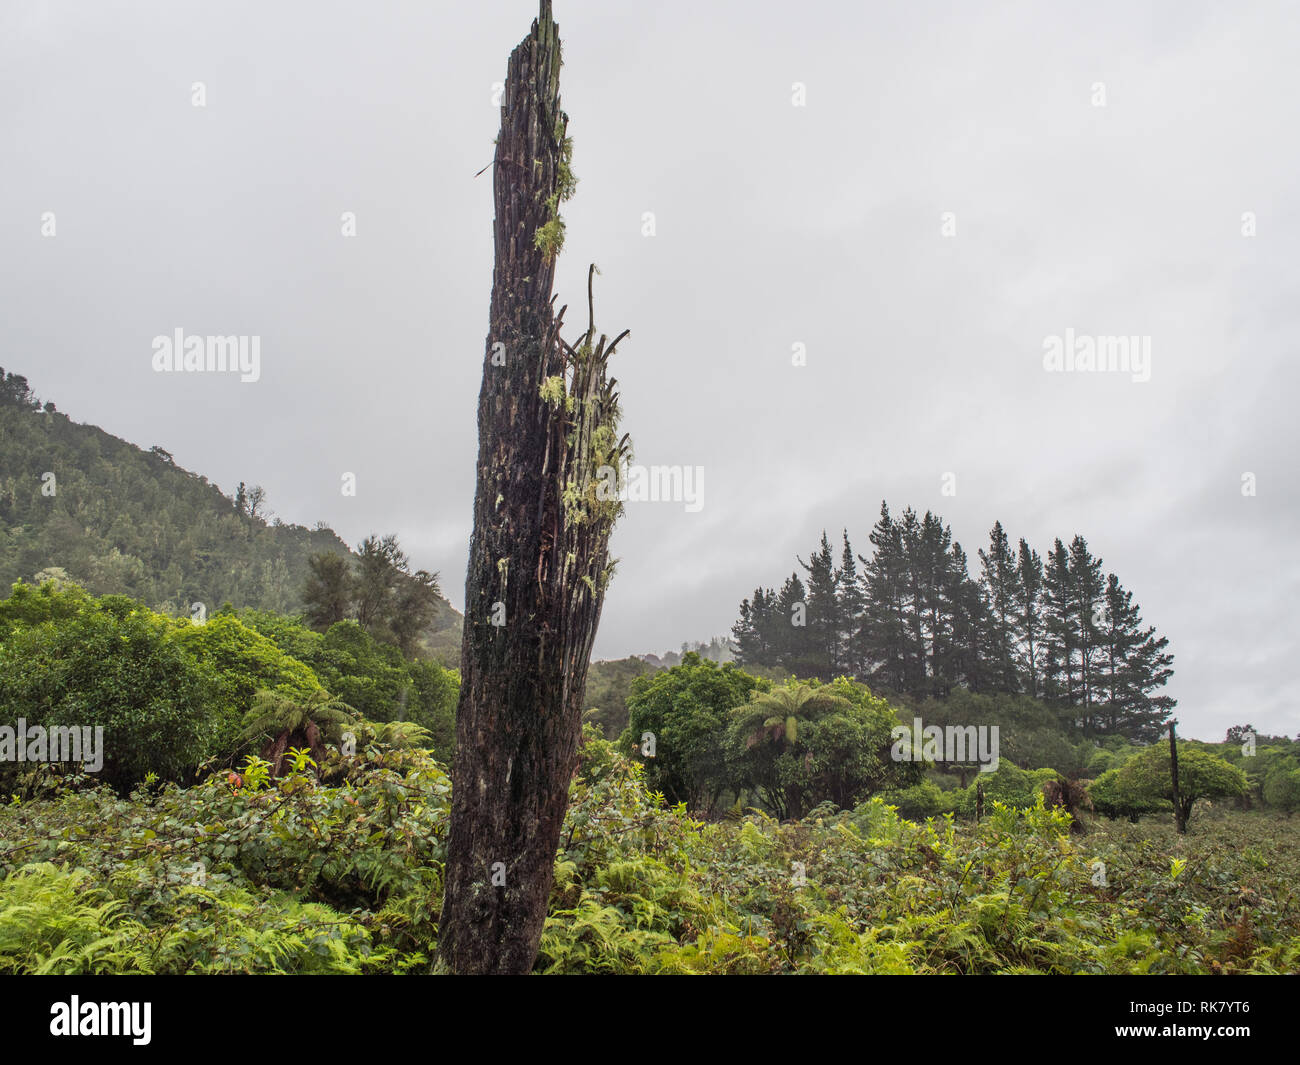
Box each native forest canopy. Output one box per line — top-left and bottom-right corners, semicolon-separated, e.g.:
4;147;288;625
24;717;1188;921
2;2;1297;984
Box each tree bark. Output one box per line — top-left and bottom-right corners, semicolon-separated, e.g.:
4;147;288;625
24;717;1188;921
437;0;629;974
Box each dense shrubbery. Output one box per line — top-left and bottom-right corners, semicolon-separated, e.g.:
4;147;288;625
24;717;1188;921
617;656;921;818
2;731;1295;974
0;584;223;786
1;579;1294;974
0;581;459;789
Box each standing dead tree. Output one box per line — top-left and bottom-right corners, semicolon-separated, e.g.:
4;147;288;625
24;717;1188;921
436;0;631;974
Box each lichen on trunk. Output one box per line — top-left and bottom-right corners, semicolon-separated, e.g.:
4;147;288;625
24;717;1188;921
436;0;630;975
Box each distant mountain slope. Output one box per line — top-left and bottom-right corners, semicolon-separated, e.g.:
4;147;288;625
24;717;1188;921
0;368;460;654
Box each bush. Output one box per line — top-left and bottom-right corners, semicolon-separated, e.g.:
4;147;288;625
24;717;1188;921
0;587;222;787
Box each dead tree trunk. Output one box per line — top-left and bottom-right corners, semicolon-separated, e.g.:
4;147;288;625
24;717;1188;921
437;0;630;974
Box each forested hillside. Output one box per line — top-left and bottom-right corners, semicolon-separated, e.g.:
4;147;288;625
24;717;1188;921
0;368;460;652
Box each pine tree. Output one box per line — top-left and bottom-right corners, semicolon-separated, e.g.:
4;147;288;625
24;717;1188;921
916;511;958;695
354;534;405;635
732;586;779;667
858;502;910;692
1096;572;1175;740
774;572;814;674
1042;538;1076;706
978;520;1021;692
797;531;838;680
732;596;757;664
302;551;352;631
833;530;863;677
1014;539;1045;698
1068;535;1106;732
947;540;990;692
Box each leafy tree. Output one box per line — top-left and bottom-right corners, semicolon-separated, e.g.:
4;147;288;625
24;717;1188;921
726;679;910;818
0;584;221;787
237;610;458;764
1115;743;1248;830
246;484;268;520
620;653;763;813
1088;767;1166;822
404;659;458;761
173;613;324;756
948;763;1057;816
354;535;405;634
1263;766;1300;815
239;690;357;777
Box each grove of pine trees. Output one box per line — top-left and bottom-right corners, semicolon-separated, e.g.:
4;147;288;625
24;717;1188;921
732;503;1175;741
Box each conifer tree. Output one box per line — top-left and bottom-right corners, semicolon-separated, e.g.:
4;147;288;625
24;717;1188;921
948;540;991;692
978;520;1021;692
302;551;352;631
1097;572;1175;739
797;531;838;680
834;530;863;677
1014;538;1044;697
858;502;910;692
1042;538;1076;705
1068;535;1106;730
731;589;776;667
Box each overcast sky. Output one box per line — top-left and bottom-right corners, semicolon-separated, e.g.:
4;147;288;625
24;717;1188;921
3;1;1297;741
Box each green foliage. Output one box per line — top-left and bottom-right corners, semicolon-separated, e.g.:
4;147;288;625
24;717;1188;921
0;375;459;658
238;613;459;764
0;384;353;616
173;613;324;756
238;690;356;751
947;764;1058;817
1088;767;1165;822
0;743;450;973
0;583;460;788
877;780;947;820
1;738;1297;975
0;584;222;787
1262;766;1300;815
1115;742;1249;828
619;653;764;814
583;656;657;738
726;677;916;819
